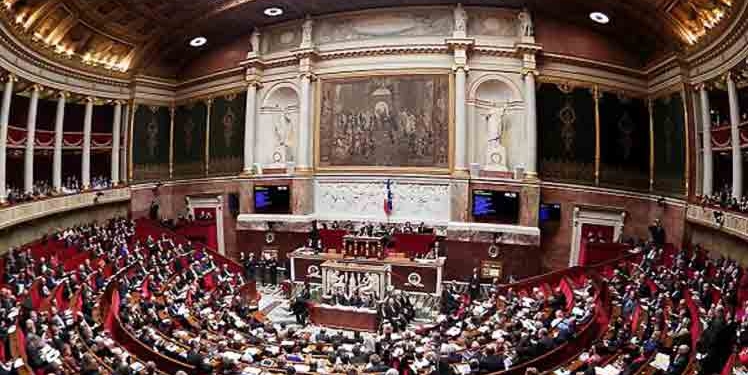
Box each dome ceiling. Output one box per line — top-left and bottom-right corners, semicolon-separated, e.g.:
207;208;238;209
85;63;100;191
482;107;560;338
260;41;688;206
0;0;736;76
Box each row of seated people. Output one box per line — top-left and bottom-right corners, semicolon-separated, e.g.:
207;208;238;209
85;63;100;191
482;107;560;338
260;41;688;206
0;216;741;375
2;218;136;298
697;186;748;214
546;243;741;375
0;216;607;375
4;176;113;206
0;217;230;375
316;221;434;236
117;231;602;375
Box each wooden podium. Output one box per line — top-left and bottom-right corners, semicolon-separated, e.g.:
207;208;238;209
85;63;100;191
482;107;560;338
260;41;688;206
342;235;385;259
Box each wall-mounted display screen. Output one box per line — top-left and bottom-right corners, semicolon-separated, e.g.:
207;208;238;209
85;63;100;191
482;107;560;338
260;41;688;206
539;203;561;222
253;185;291;214
472;190;520;224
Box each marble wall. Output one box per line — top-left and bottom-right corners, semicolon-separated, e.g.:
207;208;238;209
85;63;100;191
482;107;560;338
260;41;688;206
314;177;451;224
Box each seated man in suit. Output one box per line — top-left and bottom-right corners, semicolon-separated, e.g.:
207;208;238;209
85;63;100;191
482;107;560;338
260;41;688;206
665;345;690;375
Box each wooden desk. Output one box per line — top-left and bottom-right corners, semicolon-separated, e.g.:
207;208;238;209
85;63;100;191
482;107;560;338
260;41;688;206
289;249;444;295
308;304;378;332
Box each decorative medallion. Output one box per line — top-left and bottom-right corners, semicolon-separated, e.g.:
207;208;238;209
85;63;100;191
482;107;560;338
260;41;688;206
405;272;424;288
488;244;500;258
265;232;275;244
307;265;321;278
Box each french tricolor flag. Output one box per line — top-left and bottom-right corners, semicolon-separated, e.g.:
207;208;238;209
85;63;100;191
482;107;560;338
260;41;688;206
384;179;393;216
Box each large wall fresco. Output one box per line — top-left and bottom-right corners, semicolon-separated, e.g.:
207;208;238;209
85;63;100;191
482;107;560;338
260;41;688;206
317;74;451;169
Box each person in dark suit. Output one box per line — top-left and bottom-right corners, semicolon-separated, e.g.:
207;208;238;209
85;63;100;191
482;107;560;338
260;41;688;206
537;328;555;352
257;255;266;286
468;268;481;301
243;252;257;281
186;346;212;374
478;345;505;373
268;256;279;285
441;283;459;314
649;219;666;246
665;345;689;375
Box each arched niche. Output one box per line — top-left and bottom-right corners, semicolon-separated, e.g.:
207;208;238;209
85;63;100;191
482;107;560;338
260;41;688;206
258;83;300;167
468;75;525;173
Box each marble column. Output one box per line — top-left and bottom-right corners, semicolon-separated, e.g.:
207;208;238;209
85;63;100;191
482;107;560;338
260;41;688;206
297;73;312;172
24;85;40;193
728;73;742;198
0;76;13;203
52;92;66;192
120;104;128;184
81;97;93;190
243;82;258;173
110;101;122;185
454;67;467;175
699;85;713;196
524;71;537;177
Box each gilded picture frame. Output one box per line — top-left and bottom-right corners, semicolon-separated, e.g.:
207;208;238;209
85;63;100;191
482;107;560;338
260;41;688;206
313;70;454;174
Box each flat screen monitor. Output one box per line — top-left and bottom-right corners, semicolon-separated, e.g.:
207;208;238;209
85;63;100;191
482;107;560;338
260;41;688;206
253;185;291;214
539;203;561;222
472;190;520;224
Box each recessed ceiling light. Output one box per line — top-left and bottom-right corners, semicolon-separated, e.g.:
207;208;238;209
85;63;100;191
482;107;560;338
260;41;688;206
189;37;207;47
264;7;283;17
589;12;610;24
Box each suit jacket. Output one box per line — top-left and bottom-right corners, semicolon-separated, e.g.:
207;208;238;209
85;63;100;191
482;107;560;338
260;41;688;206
666;354;688;375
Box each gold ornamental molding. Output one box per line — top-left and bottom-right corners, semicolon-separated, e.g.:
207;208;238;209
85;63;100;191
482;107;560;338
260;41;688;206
316;45;450;61
537;75;647;99
0;9;130;84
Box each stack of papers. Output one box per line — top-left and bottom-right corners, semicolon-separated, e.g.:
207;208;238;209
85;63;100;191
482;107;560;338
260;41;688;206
650;353;671;371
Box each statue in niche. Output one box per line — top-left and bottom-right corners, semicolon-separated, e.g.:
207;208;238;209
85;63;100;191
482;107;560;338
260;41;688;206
301;16;313;47
483;104;510;171
272;106;295;164
517;8;533;37
454;3;468;36
249;29;261;56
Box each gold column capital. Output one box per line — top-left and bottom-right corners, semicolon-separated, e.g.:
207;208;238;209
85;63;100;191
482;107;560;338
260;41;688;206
30;83;42;92
3;73;17;83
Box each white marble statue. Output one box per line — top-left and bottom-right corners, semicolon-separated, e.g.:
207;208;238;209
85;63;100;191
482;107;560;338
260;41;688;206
518;8;533;37
484;104;509;171
453;3;467;37
272;107;295;164
249;29;261;56
301;15;314;47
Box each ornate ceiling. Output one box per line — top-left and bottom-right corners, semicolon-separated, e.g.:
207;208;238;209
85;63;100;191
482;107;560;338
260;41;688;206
0;0;737;76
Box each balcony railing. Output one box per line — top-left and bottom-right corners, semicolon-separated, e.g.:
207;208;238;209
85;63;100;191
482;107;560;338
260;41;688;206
0;188;131;230
686;204;748;241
